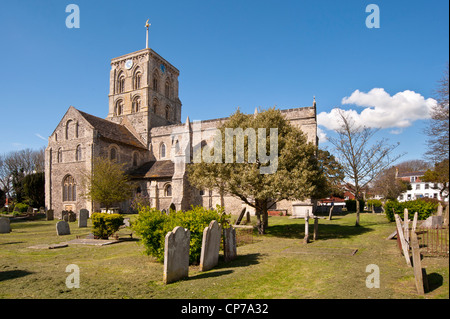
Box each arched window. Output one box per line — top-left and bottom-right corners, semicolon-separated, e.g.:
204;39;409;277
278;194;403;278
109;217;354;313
115;100;124;116
110;147;117;161
152;71;159;92
132;96;141;113
75;145;82;161
165;80;171;98
57;148;63;163
117;72;125;93
65;120;72;140
133;69;142;89
165;105;170;120
63;175;76;202
152;98;159;114
75;121;79;138
160;143;166;158
165;184;172;197
132;152;138;167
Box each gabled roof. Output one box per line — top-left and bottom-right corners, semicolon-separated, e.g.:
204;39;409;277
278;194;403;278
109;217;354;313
397;171;426;178
77;110;147;150
128;160;174;179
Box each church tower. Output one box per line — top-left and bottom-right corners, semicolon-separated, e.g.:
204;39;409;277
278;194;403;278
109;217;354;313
107;47;182;147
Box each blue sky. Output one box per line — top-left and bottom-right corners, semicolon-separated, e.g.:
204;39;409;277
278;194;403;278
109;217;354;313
0;0;448;163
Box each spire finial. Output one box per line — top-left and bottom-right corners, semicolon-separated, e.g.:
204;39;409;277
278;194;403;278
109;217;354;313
313;96;316;108
145;19;151;49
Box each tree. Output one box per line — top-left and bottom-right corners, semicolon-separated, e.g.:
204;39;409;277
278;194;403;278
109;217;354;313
371;166;410;200
328;109;404;226
22;172;45;207
425;64;449;162
81;156;135;212
188;108;327;234
316;149;345;198
422;159;449;200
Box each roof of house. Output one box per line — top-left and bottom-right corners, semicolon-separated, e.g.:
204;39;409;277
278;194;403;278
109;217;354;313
397;171;426;178
78;110;147;150
128;160;174;179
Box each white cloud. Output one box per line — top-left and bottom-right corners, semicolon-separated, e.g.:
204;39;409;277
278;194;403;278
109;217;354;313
318;88;437;136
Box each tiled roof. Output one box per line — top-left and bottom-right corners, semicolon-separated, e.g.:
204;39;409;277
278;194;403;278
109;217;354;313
128;160;174;179
78;110;146;149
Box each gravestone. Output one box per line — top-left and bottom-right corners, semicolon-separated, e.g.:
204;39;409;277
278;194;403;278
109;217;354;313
163;226;190;284
0;217;11;233
46;209;54;221
61;210;69;222
78;209;89;227
421;216;443;228
56;221;71;236
437;203;443;216
224;226;237;262
68;211;76;222
200;220;222;271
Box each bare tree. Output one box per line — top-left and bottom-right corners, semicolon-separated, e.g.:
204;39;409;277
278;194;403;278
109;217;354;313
328;109;404;226
425;63;449;163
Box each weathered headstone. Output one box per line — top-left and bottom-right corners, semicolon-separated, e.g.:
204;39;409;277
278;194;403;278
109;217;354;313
61;210;69;222
78;209;89;227
421;215;443;228
223;226;237;262
200;220;222;271
235;208;246;225
437;203;443;216
163;226;190;284
46;209;54;221
68;211;76;222
0;217;11;233
303;210;310;244
394;214;411;267
56;220;71;236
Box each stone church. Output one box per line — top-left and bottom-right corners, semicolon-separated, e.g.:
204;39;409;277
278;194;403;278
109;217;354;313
45;45;318;218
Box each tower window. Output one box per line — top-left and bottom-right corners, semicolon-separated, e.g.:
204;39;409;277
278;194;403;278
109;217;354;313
65;120;72;140
117;73;125;93
152;72;159;92
165;80;171;98
76;145;82;161
165;105;170;120
63;175;76;202
152;98;159;114
132;96;141;113
115;100;124;116
133;70;141;89
160;143;166;158
57;148;63;163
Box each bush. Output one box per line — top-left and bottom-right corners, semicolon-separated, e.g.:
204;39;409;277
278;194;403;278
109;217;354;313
14;203;29;213
132;205;229;264
367;199;383;208
384;199;438;222
91;213;124;239
345;199;365;212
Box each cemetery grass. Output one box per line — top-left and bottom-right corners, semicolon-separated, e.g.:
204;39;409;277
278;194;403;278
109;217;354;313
0;213;448;299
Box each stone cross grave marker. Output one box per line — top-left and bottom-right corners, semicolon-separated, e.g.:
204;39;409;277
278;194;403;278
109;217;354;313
78;209;89;227
163;226;190;284
56;220;71;236
200;220;222;271
0;217;11;233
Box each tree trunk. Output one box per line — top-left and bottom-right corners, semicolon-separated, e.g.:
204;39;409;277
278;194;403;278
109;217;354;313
355;199;360;226
255;199;268;235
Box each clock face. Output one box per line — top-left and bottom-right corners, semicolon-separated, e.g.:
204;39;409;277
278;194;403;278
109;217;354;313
125;59;133;69
160;64;166;73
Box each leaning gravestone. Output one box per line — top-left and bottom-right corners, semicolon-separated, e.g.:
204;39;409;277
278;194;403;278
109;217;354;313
68;211;76;222
56;221;71;236
0;217;11;233
200;220;222;271
224;226;237;262
163;226;190;284
46;209;54;221
78;209;89;227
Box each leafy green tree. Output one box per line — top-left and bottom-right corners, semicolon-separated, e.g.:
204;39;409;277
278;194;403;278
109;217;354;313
188;108;327;234
81;156;134;212
422;159;449;200
22;172;45;207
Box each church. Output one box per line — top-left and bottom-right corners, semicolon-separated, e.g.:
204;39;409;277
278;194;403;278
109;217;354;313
44;39;319;218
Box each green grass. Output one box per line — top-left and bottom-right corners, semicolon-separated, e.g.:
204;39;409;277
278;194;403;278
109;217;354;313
0;213;448;299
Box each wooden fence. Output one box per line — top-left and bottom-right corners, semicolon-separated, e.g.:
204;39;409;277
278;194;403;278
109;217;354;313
415;226;449;257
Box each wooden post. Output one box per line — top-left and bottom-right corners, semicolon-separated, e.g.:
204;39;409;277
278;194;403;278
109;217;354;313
404;208;410;251
394;214;411;267
412;212;419;232
444;204;449;227
411;231;428;295
328;205;334;220
303;210;310;244
313;217;319;241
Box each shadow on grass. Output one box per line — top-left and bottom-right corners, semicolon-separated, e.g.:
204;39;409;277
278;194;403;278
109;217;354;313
0;270;34;282
266;223;374;240
427;273;444;293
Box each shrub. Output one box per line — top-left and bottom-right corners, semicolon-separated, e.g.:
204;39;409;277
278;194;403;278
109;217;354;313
384;199;438;222
367;199;383;208
14;203;29;213
91;213;124;239
132;205;229;264
345;199;365;212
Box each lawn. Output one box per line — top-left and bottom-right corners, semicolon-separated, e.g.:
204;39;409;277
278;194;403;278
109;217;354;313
0;212;448;299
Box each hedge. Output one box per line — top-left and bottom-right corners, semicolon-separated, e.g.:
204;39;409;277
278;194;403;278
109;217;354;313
91;213;124;239
132;205;229;264
384;198;439;222
345;199;366;212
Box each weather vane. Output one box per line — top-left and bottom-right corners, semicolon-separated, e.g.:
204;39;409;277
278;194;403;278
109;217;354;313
145;19;151;49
